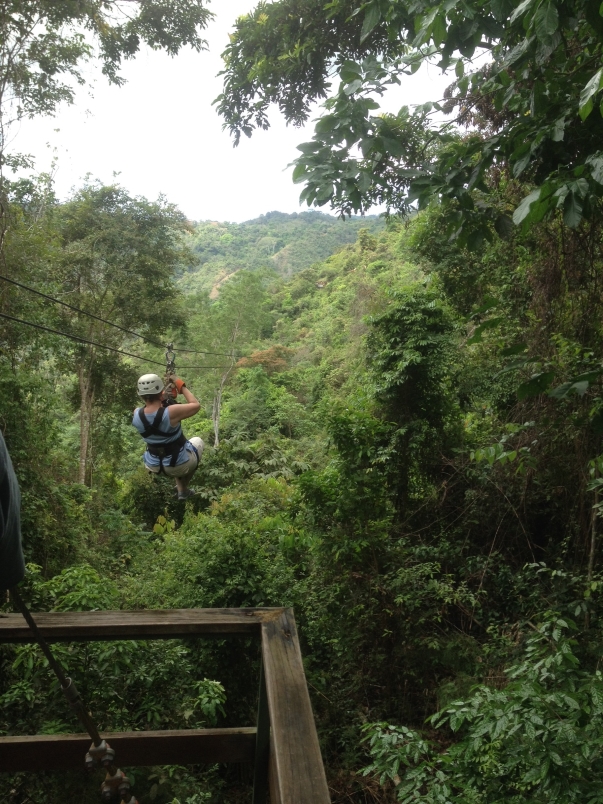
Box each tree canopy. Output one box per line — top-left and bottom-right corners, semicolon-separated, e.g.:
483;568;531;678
0;0;211;164
217;0;603;243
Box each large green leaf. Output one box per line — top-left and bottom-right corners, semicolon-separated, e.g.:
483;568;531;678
517;371;555;399
549;369;603;398
494;214;514;238
563;191;583;228
587;153;603;184
500;343;528;357
467;317;503;344
343;79;363;95
291;163;307;183
579;68;603;121
360;3;381;42
534;2;559;39
315;115;339;134
512;189;542;225
509;0;535;25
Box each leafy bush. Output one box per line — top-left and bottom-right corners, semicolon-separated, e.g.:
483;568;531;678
364;616;603;804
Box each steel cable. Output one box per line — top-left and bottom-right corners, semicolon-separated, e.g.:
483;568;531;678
0;274;235;357
0;312;231;369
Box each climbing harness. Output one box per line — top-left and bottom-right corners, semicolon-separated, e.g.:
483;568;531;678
9;586;138;804
137;406;186;471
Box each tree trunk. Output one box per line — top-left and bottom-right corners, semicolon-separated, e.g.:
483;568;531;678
212;387;222;448
586;485;599;629
212;361;235;448
78;362;95;485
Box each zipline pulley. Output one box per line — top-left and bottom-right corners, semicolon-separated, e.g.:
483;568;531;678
163;343;177;403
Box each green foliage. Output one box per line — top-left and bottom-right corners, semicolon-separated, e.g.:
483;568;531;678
218;0;603;238
120;467;183;531
181;210;384;295
0;0;210;144
297;405;394;544
366;286;460;510
56;181;191;347
221;367;311;440
368;287;456;424
126;477;296;610
363;616;603;804
0;562;228;788
8;159;603;804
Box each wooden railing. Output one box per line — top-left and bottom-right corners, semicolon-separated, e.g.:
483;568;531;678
0;607;331;803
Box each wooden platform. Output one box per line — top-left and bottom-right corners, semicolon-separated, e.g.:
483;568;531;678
0;606;331;804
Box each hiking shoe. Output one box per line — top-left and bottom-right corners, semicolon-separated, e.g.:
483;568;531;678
178;488;196;501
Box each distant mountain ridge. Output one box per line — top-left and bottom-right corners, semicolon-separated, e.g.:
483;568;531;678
178;209;385;296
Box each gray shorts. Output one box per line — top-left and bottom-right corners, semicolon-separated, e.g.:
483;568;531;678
146;437;204;477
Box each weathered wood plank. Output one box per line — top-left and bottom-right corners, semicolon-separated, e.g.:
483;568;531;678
0;608;282;643
261;609;330;804
0;728;256;771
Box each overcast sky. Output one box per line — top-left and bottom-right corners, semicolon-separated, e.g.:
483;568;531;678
11;1;451;223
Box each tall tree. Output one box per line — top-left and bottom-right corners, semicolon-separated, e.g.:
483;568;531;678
186;271;271;446
0;0;211;250
56;183;192;484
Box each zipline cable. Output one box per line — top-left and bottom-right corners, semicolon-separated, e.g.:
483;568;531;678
9;585;103;747
10;586;138;802
0;274;236;357
0;312;231;370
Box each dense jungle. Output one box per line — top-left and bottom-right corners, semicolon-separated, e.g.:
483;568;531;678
2;1;603;803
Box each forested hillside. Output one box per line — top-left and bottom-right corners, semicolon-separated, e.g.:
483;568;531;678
4;177;603;803
179;210;384;296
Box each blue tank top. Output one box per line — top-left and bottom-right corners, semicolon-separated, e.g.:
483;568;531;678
132;407;191;468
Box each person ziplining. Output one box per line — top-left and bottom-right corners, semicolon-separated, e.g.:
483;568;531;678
132;373;204;500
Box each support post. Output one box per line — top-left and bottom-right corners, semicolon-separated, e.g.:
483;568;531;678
261;608;330;803
252;659;270;804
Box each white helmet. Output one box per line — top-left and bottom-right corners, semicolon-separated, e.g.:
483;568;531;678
137;373;163;395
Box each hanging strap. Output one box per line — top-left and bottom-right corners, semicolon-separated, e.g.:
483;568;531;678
138;406;167;438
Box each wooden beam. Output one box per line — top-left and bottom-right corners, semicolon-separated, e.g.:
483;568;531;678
252;661;270;804
0;728;256;771
0;608;283;644
269;733;283;804
261;609;330;804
